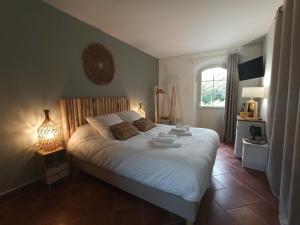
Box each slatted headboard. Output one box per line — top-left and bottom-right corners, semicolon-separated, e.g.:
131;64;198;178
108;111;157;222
60;97;130;144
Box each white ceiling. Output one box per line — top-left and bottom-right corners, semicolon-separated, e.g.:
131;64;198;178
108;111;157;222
44;0;282;59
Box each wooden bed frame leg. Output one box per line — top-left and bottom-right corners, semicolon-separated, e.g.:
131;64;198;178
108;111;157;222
186;220;194;225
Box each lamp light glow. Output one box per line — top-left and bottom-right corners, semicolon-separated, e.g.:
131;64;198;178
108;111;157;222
38;109;61;151
137;103;146;118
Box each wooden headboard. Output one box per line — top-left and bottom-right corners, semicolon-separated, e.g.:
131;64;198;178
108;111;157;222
60;97;130;144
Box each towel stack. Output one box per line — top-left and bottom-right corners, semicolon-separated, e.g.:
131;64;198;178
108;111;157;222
170;125;192;136
152;133;181;148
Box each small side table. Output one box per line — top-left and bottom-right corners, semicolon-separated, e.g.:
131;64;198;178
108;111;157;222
242;138;269;171
36;147;69;186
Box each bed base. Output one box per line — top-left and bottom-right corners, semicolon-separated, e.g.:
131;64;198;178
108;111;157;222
71;157;200;224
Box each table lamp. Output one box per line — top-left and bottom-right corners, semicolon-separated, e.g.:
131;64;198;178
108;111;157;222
137;103;146;118
38;109;61;151
242;87;265;119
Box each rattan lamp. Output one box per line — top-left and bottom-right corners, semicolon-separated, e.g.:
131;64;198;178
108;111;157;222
38;109;61;151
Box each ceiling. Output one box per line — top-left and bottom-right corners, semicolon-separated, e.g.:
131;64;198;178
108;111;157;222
44;0;282;59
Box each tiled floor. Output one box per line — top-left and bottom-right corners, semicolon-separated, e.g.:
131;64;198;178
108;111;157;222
0;143;279;225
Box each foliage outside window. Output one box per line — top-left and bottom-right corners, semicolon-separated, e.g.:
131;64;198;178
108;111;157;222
200;67;227;107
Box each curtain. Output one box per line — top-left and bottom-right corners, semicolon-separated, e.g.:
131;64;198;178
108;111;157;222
223;54;239;143
266;0;300;224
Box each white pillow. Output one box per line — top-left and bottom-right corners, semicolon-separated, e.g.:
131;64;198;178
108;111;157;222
86;113;123;139
116;111;142;123
67;124;102;148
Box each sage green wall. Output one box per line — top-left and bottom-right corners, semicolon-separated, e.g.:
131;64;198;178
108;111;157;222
0;0;158;193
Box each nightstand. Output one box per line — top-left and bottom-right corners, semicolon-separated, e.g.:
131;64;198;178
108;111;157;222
242;138;269;171
36;147;69;186
234;116;266;158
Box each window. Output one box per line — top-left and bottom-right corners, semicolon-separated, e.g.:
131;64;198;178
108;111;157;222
200;67;227;107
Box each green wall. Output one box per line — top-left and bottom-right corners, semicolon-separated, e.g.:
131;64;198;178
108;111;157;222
0;0;158;193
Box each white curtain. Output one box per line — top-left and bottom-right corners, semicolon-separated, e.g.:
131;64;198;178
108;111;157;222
266;0;300;224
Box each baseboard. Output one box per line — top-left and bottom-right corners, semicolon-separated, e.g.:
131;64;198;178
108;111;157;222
0;178;38;196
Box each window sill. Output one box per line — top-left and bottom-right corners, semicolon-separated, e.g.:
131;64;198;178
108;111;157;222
199;106;225;109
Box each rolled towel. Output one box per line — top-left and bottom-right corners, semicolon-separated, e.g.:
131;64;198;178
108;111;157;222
153;136;176;144
152;140;181;148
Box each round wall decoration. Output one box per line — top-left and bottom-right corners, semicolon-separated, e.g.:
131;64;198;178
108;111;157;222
82;43;115;85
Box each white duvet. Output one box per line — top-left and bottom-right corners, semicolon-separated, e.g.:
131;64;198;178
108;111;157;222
68;124;219;202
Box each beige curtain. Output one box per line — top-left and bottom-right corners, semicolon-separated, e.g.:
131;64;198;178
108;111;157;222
223;54;239;143
266;1;300;225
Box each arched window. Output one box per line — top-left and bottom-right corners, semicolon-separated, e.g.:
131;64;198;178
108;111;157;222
200;67;227;107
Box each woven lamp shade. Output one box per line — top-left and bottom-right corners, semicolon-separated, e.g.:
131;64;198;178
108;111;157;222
38;110;61;151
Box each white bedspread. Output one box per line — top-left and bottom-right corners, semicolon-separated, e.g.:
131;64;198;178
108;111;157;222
68;124;219;202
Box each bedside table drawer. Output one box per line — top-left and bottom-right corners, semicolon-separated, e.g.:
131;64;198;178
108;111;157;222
47;169;69;184
46;162;68;176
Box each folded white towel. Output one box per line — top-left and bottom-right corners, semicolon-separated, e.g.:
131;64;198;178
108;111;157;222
183;125;190;131
176;124;190;128
170;131;192;136
153;136;176;143
171;127;186;133
158;132;177;138
152;140;181;148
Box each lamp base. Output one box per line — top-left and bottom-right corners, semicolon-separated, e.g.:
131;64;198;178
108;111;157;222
244;99;258;119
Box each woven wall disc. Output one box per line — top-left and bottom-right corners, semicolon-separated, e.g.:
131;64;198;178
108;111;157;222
82;43;115;85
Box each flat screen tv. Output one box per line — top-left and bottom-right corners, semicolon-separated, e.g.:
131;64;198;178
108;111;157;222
238;56;264;81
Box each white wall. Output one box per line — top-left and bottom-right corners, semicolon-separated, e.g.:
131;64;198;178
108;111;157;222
159;44;263;138
159;49;228;127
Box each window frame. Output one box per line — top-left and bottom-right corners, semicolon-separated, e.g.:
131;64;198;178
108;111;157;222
199;66;227;109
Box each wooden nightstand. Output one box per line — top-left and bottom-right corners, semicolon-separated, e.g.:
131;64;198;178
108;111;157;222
36;147;69;186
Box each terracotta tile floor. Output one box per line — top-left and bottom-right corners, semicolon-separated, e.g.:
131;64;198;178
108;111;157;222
0;143;279;225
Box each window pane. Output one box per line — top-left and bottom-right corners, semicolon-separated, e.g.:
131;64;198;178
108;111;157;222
201;70;213;81
200;67;227;107
201;81;213;106
201;81;213;90
201;90;212;106
214;80;226;91
214;70;227;81
212;81;226;107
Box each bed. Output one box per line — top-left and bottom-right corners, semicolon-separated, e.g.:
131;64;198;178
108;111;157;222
60;97;219;224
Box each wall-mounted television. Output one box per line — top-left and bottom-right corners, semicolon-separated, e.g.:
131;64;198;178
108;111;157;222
238;56;264;81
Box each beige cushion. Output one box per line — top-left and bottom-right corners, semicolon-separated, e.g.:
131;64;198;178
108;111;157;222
133;118;156;132
110;122;139;141
86;114;123;139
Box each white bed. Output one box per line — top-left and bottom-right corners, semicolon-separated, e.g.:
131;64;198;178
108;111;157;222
60;97;219;224
68;124;219;202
